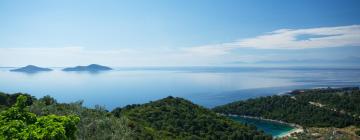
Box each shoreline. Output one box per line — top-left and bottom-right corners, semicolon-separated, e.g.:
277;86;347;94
226;114;304;138
275;127;304;138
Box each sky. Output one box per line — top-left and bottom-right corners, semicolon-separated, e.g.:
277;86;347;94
1;0;360;67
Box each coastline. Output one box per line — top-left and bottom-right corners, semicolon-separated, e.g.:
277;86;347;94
226;114;304;138
275;127;304;138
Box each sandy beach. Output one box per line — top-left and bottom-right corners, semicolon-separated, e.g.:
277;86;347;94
276;127;304;138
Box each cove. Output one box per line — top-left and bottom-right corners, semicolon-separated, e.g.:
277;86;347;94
230;116;295;138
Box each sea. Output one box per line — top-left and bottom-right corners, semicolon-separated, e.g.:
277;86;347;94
1;66;359;110
1;66;359;137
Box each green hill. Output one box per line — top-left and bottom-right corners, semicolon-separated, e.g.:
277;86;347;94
1;92;271;140
289;87;360;117
112;96;271;140
213;87;360;128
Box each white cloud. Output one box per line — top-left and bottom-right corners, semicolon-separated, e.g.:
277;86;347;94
175;25;360;58
235;25;360;49
183;25;360;52
1;25;359;66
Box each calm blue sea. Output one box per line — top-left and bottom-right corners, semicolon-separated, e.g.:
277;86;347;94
0;67;359;110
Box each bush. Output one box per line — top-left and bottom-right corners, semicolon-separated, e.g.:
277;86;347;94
39;95;57;105
0;95;79;139
355;130;360;136
30;98;134;139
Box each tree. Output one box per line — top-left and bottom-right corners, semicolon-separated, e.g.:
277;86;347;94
39;95;57;105
0;95;80;140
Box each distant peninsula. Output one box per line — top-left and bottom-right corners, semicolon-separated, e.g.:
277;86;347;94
62;64;112;72
10;65;53;73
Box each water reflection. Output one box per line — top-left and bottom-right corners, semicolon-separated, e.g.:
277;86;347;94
0;67;359;110
9;70;53;75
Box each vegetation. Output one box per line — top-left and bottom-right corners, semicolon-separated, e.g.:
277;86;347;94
112;96;271;140
292;126;360;140
213;87;360;128
0;92;35;110
356;125;360;136
290;87;360;116
29;97;134;140
3;88;359;139
1;92;270;140
356;130;360;136
0;95;79;139
0;92;135;140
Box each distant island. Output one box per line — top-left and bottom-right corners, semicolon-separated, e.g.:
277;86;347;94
10;65;53;73
62;64;112;72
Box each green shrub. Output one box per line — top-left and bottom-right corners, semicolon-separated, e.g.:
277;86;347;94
39;95;57;105
0;95;79;140
355;130;360;136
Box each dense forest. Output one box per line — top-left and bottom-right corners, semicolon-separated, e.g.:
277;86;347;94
3;87;359;139
213;87;360;128
112;96;271;140
290;87;360;116
0;92;270;140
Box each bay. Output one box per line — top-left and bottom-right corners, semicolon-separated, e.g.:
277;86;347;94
230;116;295;138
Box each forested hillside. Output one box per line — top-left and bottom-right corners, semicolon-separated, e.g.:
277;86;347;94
0;92;270;140
112;96;271;140
213;87;360;128
290;87;360;117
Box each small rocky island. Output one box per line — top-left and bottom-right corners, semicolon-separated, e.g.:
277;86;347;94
62;64;112;72
10;65;53;73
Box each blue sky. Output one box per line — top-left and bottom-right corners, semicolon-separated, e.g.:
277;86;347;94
1;0;360;67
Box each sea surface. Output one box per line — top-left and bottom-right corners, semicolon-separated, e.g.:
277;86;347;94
230;116;295;137
1;67;360;110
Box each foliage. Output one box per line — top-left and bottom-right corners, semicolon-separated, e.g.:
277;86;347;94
0;95;80;140
356;130;360;136
113;96;271;140
1;92;274;140
293;127;360;140
30;98;134;140
213;88;360;128
0;92;36;109
292;88;360;116
39;95;57;105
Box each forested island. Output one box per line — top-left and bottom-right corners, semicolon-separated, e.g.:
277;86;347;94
1;87;360;139
62;64;112;72
10;65;53;73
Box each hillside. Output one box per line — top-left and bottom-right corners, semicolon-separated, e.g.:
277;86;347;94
289;87;360;117
112;96;271;140
213;87;360;128
1;92;271;140
0;92;134;140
